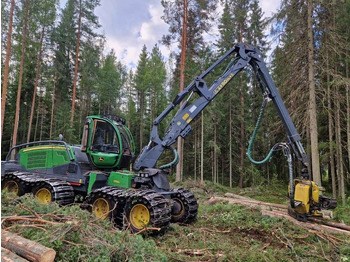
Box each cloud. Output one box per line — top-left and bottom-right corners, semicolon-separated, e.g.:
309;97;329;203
96;0;170;68
96;0;281;69
260;0;281;17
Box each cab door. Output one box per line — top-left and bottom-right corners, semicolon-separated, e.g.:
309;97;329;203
88;119;121;168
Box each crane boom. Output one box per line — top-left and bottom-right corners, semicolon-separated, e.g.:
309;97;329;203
133;43;309;173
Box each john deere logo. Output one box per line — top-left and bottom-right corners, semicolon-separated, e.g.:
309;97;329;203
98;157;104;162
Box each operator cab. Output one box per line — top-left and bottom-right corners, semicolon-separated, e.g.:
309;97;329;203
81;115;135;170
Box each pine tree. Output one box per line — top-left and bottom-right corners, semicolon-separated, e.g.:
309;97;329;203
162;0;216;181
148;44;167;131
70;0;101;128
1;0;15;139
134;45;149;151
26;0;57;143
98;50;126;115
11;0;30;150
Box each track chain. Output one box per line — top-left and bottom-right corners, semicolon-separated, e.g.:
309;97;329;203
171;188;198;223
2;172;74;205
123;189;171;232
86;187;171;232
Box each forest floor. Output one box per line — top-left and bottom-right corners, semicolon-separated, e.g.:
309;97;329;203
1;180;350;262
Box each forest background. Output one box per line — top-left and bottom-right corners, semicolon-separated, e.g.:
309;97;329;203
1;0;349;205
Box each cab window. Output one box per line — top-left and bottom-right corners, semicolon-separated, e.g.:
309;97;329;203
91;120;120;153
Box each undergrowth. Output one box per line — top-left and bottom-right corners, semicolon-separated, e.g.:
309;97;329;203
1;181;350;262
1;192;167;262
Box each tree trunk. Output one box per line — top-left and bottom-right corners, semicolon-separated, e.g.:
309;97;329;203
49;73;57;139
11;0;29;150
27;26;45;143
176;0;188;182
239;75;244;188
70;0;82;129
307;0;321;186
1;231;56;262
335;85;345;205
326;51;336;198
34;97;40;141
39;103;44;141
194;121;197;180
213;120;217;184
140;91;144;148
229;94;232;188
346;48;350;185
200;111;204;184
1;0;15;139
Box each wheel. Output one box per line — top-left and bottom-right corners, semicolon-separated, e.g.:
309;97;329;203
123;190;171;234
2;179;22;196
1;175;26;197
86;187;118;220
33;185;53;204
3;180;19;194
170;188;198;224
171;197;186;221
91;197;115;219
128;203;151;230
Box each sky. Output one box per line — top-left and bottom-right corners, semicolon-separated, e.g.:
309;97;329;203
94;0;282;68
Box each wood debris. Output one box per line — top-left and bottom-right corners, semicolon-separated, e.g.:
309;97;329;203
208;193;350;236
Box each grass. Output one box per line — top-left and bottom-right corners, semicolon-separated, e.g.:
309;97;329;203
2;181;350;261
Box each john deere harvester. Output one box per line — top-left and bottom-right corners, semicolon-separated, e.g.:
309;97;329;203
2;43;336;233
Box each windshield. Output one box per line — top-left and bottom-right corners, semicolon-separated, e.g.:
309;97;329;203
92;120;120;153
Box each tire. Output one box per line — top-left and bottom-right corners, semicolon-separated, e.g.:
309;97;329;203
1;174;27;197
123;190;171;234
91;196;116;220
2;178;24;196
170;188;198;224
33;184;54;204
86;187;118;220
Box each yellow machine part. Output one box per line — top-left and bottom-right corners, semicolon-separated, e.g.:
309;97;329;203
293;179;321;215
294;181;311;214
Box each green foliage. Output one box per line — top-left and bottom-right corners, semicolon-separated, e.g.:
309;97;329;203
1;192;167;261
2;181;350;261
159;180;348;261
334;197;350;225
98;50;127;115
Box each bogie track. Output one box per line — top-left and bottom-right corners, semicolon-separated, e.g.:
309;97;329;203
1;172;74;205
2;173;196;234
86;186;171;233
170;188;198;223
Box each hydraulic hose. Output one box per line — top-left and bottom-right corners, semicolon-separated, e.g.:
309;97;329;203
282;144;295;208
246;97;295;207
246;97;278;164
159;146;179;170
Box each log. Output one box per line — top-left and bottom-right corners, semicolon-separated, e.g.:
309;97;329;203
1;231;56;262
224;193;288;209
308;217;350;232
2;217;59;225
209;196;286;212
209;196;350;236
1;247;29;262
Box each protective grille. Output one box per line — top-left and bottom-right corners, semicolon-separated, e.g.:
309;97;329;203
27;151;47;169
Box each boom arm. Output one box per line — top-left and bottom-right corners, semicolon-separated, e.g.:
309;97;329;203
133;43;309;172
